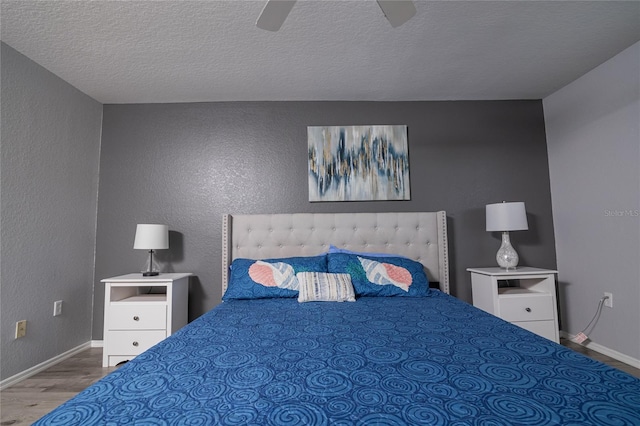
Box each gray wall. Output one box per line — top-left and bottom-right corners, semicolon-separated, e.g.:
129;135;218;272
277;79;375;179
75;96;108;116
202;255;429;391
1;43;103;380
93;100;557;339
544;42;639;359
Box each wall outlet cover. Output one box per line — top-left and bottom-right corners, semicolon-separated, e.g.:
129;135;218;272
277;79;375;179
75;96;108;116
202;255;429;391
54;300;63;316
15;320;27;339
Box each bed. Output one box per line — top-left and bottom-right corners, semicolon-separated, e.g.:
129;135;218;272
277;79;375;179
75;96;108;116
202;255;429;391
35;212;640;425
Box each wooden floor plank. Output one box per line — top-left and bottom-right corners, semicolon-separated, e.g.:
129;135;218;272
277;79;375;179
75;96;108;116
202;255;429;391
0;348;116;425
1;341;639;424
560;338;640;378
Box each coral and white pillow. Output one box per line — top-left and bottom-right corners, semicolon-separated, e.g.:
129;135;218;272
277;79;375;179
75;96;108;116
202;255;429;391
297;272;356;303
327;253;430;297
223;255;327;300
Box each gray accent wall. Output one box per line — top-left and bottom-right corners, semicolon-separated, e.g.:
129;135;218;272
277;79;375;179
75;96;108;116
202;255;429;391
93;100;557;339
1;43;103;380
544;42;640;360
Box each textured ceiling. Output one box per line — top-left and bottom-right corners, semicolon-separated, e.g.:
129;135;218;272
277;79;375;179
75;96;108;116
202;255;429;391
1;0;639;104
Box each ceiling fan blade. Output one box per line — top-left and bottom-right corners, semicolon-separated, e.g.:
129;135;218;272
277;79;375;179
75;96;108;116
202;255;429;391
376;0;416;28
256;0;297;31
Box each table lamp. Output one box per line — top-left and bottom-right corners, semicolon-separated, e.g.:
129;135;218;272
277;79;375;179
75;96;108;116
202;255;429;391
134;224;169;276
486;202;528;269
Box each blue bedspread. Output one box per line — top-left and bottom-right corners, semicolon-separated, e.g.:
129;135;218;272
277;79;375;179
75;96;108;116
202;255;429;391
35;293;640;425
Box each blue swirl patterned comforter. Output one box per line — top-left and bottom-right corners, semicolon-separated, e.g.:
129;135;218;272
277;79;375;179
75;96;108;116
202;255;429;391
35;293;640;425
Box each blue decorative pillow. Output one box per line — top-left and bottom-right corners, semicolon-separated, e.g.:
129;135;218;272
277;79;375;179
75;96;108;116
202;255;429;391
328;245;409;259
223;255;328;300
327;253;430;297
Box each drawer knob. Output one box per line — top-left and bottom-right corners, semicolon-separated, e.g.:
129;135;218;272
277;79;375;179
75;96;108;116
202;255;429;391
133;316;139;321
525;307;532;312
132;341;139;347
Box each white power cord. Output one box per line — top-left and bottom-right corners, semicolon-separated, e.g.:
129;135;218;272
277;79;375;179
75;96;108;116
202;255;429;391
572;295;609;344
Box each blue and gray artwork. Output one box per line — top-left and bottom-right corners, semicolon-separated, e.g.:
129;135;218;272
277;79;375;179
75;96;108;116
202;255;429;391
308;125;410;201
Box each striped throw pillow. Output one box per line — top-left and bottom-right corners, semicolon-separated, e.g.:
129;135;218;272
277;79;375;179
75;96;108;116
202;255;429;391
296;272;356;303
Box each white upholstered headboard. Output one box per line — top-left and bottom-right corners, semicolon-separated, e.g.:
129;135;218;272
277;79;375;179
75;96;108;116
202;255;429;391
222;211;449;294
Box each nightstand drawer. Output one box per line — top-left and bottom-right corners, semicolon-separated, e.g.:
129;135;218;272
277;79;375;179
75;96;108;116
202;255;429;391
106;330;166;355
108;304;166;330
499;294;554;322
512;320;557;342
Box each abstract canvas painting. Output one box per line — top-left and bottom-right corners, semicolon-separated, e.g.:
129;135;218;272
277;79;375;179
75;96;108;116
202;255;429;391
308;125;410;202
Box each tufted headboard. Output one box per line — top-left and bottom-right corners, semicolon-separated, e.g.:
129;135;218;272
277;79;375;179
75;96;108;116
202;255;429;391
222;211;449;294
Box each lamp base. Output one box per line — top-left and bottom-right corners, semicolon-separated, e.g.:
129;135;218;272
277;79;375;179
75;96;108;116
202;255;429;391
496;231;519;270
141;249;161;276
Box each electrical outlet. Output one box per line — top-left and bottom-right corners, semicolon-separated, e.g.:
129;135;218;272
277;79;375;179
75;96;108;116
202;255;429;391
604;292;613;308
54;300;63;316
15;320;27;339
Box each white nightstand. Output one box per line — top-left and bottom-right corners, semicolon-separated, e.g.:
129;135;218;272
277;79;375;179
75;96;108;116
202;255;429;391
467;267;559;343
101;273;191;367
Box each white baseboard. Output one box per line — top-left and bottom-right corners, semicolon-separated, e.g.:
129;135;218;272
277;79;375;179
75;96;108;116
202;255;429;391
0;342;91;391
560;330;640;369
91;340;104;348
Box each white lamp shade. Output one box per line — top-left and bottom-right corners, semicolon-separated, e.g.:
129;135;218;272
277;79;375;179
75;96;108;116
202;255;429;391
133;224;169;250
486;202;528;232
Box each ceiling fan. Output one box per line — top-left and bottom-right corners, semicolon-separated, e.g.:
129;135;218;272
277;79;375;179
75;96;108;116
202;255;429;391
256;0;416;32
